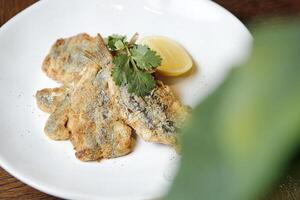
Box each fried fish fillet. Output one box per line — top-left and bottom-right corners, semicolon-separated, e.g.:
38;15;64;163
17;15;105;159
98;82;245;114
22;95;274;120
42;33;99;84
116;83;189;148
68;63;133;161
36;87;67;113
91;34;190;149
36;86;71;140
36;34;133;161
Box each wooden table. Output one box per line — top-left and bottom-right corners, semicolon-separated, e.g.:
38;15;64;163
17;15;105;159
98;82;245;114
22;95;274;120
0;0;299;199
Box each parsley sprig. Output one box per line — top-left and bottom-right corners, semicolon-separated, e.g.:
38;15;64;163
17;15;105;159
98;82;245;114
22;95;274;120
105;34;162;96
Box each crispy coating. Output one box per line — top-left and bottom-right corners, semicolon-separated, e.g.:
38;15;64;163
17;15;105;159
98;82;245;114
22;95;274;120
36;87;66;113
44;101;70;140
42;33;99;84
68;66;133;161
37;34;133;161
93;35;190;149
36;87;71;140
116;82;190;149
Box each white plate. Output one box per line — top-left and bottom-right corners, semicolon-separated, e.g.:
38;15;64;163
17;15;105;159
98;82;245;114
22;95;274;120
0;0;252;199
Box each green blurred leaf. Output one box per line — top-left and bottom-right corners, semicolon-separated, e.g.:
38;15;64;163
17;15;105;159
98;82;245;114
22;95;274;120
165;21;300;200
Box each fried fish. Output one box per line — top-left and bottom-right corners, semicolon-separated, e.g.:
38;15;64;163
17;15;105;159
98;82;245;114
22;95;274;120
89;34;190;149
37;34;133;161
36;33;189;161
42;33;99;84
68;62;133;161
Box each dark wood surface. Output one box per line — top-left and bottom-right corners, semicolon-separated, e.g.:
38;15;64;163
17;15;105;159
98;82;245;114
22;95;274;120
0;0;300;199
216;0;300;22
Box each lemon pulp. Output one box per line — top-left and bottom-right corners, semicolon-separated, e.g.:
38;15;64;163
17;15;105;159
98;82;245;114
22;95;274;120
140;36;193;76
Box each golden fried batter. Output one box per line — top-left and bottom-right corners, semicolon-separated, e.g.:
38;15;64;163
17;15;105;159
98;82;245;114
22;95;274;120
91;35;190;149
36;34;134;161
36;87;66;113
42;33;99;84
68;66;133;161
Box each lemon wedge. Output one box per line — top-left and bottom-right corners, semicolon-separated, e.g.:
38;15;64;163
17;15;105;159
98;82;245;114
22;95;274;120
140;36;193;76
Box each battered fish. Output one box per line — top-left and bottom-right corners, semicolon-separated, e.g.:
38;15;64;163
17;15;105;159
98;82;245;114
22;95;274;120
36;86;71;140
42;33;99;84
90;34;190;149
68;62;133;161
36;34;134;161
36;87;66;113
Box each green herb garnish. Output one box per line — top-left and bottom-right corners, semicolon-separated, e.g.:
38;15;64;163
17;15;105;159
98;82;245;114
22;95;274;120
105;34;162;96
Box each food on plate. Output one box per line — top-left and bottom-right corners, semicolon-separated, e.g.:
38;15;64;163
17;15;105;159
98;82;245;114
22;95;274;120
68;51;133;161
42;33;100;84
36;33;190;161
140;36;193;76
106;33;162;96
38;35;134;160
36;87;66;113
36;86;71;140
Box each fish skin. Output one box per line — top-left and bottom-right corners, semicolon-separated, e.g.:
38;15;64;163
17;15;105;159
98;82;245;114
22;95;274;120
94;34;190;149
116;82;190;149
68;64;133;161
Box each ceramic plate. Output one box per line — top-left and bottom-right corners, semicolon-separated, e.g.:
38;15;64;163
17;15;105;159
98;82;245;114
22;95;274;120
0;0;252;199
